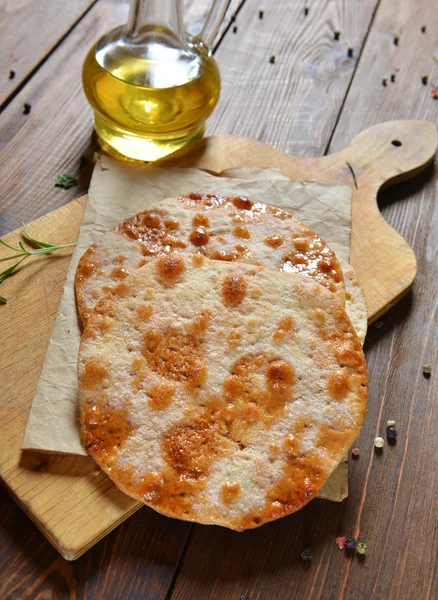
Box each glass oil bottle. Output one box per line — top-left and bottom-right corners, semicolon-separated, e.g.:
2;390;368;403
82;0;229;162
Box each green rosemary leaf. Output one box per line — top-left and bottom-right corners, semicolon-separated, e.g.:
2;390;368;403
22;222;55;249
0;225;76;299
18;241;31;254
19;244;75;256
55;173;78;189
17;241;53;255
0;254;27;263
0;238;21;252
0;256;28;283
22;222;76;251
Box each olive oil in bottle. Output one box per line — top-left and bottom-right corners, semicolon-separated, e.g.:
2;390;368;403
82;27;221;162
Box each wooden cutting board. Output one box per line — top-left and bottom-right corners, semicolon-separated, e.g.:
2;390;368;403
0;120;436;560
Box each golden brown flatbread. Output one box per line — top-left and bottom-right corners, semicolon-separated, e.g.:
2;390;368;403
75;194;346;325
78;254;367;530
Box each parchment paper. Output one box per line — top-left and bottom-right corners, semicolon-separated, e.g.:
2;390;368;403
22;156;352;500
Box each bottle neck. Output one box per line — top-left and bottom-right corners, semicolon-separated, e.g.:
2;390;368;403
126;0;183;41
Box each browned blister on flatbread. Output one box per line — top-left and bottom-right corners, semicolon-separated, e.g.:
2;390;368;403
78;255;367;530
75;194;346;326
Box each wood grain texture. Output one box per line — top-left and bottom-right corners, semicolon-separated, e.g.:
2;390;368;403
0;0;129;236
207;0;381;156
0;0;98;106
0;484;191;600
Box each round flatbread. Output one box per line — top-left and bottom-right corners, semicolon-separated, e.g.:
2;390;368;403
75;193;346;325
339;259;368;344
79;254;367;530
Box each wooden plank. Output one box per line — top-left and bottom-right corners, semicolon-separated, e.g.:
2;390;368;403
207;0;381;156
0;0;241;237
0;485;191;599
170;1;438;599
0;0;98;106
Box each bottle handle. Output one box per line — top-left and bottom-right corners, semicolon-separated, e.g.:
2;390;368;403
199;0;231;48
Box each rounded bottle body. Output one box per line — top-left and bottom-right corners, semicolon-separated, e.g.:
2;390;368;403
82;25;221;161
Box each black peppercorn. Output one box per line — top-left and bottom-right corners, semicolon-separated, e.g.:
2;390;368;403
345;535;357;550
387;426;397;440
301;548;313;561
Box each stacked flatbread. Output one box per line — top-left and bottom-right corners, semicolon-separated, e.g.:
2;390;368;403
76;193;368;530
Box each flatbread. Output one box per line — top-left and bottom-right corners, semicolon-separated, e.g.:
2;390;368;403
339;259;368;344
78;254;367;530
75;193;346;325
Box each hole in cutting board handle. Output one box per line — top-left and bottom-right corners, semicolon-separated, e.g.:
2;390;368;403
391;140;402;147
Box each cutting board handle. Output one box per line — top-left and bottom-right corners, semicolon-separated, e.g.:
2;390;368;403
316;120;437;321
325;120;438;192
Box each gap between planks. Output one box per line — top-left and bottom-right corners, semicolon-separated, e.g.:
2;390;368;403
323;0;384;155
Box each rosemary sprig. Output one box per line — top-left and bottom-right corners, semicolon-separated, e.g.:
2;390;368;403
346;161;359;190
0;257;27;283
22;223;75;252
0;223;75;303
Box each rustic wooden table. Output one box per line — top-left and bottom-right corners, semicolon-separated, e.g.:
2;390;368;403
1;1;437;598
